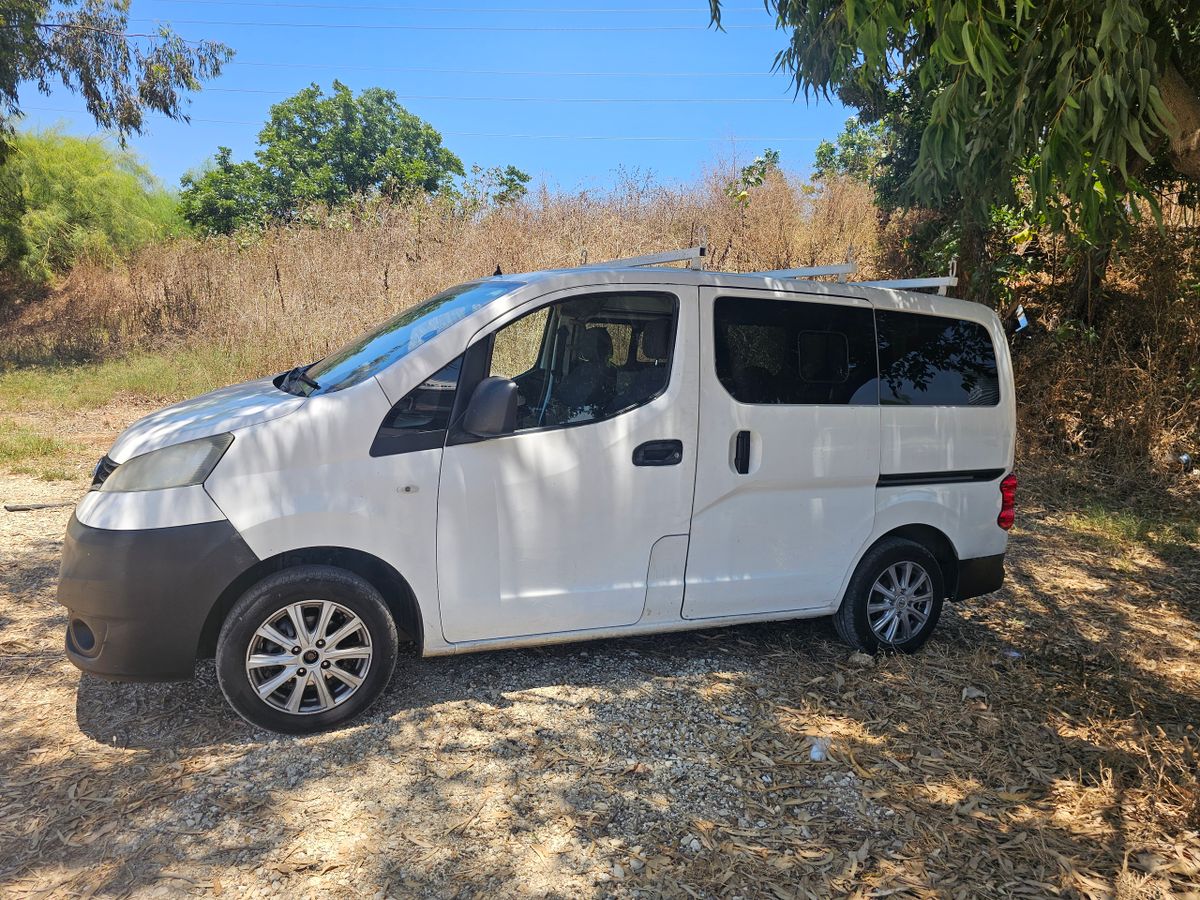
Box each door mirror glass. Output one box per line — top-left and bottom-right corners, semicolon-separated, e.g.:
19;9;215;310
462;376;519;437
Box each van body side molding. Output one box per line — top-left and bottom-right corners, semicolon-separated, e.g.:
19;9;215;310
877;468;1006;488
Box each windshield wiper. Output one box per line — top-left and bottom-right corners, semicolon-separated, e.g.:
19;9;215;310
281;364;319;395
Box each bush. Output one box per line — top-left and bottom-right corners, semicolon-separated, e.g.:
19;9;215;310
0;129;182;286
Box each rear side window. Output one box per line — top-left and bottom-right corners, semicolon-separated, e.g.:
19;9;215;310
876;311;1000;406
714;297;877;405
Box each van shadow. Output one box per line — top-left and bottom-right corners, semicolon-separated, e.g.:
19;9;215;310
73;617;839;751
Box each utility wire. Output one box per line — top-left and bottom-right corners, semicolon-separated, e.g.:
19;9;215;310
147;0;762;12
203;87;795;102
130;17;769;31
22;105;820;141
224;60;780;77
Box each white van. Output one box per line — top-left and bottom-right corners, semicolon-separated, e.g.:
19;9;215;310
58;252;1017;733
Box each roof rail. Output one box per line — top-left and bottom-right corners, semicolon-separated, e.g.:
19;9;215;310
857;259;959;296
755;246;857;283
757;262;858;282
578;227;708;271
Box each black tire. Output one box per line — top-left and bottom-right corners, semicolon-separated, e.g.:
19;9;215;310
216;565;398;734
832;537;945;654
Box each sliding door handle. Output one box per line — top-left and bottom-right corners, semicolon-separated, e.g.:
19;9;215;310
633;439;683;466
734;430;751;474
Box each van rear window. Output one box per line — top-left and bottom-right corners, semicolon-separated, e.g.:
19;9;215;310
714;297;877;405
875;311;999;406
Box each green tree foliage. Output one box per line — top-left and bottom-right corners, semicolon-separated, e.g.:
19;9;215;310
178;147;268;236
0;128;181;283
0;1;232;154
459;164;532;212
725;149;781;206
180;82;466;234
812;117;888;184
710;0;1200;246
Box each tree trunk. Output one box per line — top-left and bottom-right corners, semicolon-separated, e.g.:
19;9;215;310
957;210;991;305
1160;63;1200;179
1070;244;1111;326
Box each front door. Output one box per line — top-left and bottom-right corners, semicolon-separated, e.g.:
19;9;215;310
682;287;880;619
437;285;699;643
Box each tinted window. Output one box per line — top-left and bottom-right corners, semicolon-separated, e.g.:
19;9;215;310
370;357;461;455
714;297;877;405
305;280;523;393
876;311;999;406
488;292;676;431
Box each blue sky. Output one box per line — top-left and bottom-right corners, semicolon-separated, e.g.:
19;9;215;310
21;0;851;191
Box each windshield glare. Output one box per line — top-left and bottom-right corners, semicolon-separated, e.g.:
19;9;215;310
303;280;524;394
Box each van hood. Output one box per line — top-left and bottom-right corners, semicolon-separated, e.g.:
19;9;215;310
108;377;305;463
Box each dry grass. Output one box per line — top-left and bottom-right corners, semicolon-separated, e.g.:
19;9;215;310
0;169;880;377
0;433;1198;897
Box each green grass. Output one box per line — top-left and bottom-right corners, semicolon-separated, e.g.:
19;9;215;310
0;420;87;481
1065;500;1200;561
0;348;254;414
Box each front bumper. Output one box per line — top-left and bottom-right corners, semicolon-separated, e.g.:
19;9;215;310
58;513;258;681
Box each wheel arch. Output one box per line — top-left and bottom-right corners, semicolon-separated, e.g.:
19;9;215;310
855;524;961;601
197;546;423;658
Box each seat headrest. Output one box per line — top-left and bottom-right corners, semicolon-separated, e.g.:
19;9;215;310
641;318;672;361
577;327;612;363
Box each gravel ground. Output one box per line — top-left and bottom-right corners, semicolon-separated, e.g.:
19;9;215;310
2;467;1199;898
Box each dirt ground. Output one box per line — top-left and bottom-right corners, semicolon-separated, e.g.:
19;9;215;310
2;451;1199;897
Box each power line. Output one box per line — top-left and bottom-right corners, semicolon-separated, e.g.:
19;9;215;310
204;87;795;102
21;105;820;141
148;0;761;12
130;16;768;31
224;60;781;77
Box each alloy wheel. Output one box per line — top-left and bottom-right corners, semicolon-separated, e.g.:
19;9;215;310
244;599;373;715
866;561;934;645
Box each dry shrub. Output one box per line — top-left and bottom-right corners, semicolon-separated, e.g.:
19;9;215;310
1012;224;1200;489
2;168;881;378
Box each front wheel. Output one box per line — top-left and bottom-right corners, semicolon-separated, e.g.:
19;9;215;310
216;566;399;734
833;538;945;653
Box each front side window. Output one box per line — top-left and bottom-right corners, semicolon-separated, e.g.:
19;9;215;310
714;296;877;405
876;311;1000;406
301;280;523;394
488;292;676;432
370;356;462;455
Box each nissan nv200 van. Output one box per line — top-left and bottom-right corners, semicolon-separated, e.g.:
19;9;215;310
58;258;1017;733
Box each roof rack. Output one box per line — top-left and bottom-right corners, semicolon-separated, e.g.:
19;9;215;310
578;227;708;271
857;259;959;296
757;253;959;296
757;247;858;283
576;239;959;296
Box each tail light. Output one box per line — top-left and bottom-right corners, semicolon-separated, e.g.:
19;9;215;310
998;473;1018;530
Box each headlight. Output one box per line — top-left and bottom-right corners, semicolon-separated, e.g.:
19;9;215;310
100;434;234;493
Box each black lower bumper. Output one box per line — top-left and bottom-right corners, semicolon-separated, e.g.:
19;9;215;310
953;553;1005;601
58;513;258;681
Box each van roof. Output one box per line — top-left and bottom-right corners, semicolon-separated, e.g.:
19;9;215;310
488;264;998;327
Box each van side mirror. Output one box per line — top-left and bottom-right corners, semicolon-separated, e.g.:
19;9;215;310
461;376;518;437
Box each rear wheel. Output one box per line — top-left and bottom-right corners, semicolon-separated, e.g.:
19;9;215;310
833;538;945;653
216;566;398;734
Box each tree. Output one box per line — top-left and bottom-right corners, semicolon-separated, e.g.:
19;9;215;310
0;128;181;283
710;1;1200;303
178;147;269;237
0;1;231;154
180;81;467;233
459;164;532;212
812;117;888;184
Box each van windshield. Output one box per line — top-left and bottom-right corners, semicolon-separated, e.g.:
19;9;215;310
296;280;524;395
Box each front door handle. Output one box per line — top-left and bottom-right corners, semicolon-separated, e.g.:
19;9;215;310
633;439;683;467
